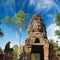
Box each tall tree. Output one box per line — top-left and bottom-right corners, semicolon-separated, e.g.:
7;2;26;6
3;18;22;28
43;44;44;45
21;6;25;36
3;10;30;58
55;13;60;38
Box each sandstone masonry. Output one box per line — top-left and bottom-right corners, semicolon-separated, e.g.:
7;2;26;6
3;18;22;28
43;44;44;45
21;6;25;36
20;14;59;60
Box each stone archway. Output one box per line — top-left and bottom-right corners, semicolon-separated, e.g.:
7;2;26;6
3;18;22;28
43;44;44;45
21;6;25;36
31;45;44;60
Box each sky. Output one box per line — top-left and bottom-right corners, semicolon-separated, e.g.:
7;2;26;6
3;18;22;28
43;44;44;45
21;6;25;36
0;0;60;49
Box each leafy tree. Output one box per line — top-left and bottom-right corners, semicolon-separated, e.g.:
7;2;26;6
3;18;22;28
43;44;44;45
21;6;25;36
55;13;60;37
56;13;60;26
55;13;60;57
3;10;30;57
13;45;18;60
50;40;60;57
13;45;24;60
55;30;60;37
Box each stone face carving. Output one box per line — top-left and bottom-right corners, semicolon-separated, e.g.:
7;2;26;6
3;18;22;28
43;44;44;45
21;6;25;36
28;14;47;39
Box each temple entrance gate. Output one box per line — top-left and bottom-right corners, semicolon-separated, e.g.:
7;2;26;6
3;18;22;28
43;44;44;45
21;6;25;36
31;45;44;60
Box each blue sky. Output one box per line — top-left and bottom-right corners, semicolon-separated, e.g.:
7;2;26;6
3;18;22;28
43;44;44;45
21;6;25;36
0;0;60;49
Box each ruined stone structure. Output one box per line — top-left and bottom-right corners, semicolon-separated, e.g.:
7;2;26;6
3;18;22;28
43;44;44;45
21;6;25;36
0;42;13;60
20;14;59;60
4;42;13;60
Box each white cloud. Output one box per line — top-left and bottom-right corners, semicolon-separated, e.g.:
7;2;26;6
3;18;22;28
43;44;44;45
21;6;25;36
29;0;60;12
47;23;60;46
29;0;54;12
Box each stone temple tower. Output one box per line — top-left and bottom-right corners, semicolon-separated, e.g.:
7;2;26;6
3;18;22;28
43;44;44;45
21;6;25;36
28;14;47;39
20;14;59;60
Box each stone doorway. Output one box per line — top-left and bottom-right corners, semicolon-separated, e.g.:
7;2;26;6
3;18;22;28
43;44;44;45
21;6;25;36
31;45;44;60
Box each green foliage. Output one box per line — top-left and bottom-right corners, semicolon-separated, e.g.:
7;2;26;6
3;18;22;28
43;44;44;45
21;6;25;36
4;10;29;30
56;51;60;57
56;13;60;26
58;47;60;50
55;13;60;37
55;30;60;36
13;45;24;60
13;45;18;60
13;10;29;30
4;16;11;24
50;40;60;57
